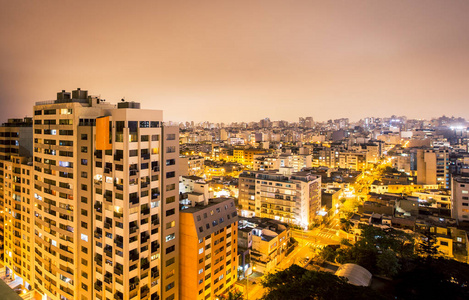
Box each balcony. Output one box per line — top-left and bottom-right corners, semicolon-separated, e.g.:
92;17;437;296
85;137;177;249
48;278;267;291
114;237;124;249
95;150;103;159
151;241;160;253
141;233;150;244
151;216;159;226
151;267;159;279
114;292;123;300
151;191;160;200
104;221;112;230
104;272;112;284
94;254;103;265
94;281;103;292
130;225;139;234
129;196;139;206
94;202;103;213
114;265;123;276
141;258;149;271
140;286;149;298
141;181;149;189
114;211;123;219
104;246;113;258
141;207;150;216
104;194;113;203
130;252;139;262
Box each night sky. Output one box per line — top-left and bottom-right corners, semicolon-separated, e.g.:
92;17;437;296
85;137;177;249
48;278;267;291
1;0;469;123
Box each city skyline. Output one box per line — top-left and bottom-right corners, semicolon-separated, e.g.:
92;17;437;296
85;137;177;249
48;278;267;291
1;1;469;123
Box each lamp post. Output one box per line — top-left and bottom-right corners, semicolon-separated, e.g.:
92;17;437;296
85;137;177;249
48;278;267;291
247;265;256;300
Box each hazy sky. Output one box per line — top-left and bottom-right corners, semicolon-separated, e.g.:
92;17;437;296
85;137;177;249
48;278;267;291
1;0;469;123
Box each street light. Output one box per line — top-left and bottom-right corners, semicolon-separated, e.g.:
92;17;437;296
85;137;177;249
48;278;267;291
247;265;256;300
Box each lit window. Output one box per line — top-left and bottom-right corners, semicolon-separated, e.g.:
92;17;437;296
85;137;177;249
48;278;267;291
81;234;88;242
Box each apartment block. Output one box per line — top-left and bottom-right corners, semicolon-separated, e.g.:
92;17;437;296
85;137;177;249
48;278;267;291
179;197;238;300
338;151;367;171
0;118;33;258
237;218;290;274
239;170;321;227
417;148;450;189
279;154;312;172
30;88;179;300
179;155;204;177
253;156;279;171
2;155;35;292
452;176;469;224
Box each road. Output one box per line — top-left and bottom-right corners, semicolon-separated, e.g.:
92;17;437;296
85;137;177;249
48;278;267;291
244;240;314;300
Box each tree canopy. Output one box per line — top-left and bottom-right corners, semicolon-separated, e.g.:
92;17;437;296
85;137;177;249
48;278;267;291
260;264;385;300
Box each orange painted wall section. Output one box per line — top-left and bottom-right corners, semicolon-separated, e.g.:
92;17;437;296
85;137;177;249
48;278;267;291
96;116;112;150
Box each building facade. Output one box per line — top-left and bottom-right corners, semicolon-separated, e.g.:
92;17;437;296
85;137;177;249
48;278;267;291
179;198;238;300
30;88;179;300
239;170;321;227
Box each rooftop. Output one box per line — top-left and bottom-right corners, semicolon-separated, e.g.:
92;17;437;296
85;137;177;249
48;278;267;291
0;280;22;300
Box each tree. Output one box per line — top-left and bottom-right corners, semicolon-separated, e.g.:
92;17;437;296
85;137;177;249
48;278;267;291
318;246;337;262
339;218;352;232
416;228;439;257
395;257;469;300
332;225;415;273
377;249;400;277
260;265;385;300
217;289;243;300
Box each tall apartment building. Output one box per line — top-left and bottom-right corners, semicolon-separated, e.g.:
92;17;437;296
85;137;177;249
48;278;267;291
179;197;238;300
0;118;33;257
3;155;35;293
239;170;321;227
31;88;179;300
451;176;469;224
417;148;450;189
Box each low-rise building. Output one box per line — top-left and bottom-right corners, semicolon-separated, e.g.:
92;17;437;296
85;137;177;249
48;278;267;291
451;176;469;224
179;198;239;300
179;155;205;177
238;218;290;274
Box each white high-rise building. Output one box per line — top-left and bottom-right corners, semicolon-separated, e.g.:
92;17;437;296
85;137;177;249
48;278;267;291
32;89;179;300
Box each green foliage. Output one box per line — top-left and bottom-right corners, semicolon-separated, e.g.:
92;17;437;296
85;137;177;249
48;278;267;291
331;225;415;276
318;246;337;262
416;228;439;257
376;249;400;277
260;265;384;300
395;257;469;300
339;218;352;232
217;289;244;300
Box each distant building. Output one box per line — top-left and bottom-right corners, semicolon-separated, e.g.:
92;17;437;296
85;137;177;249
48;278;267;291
179;155;204;176
452;176;469;223
238;169;321;227
417;148;450;189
